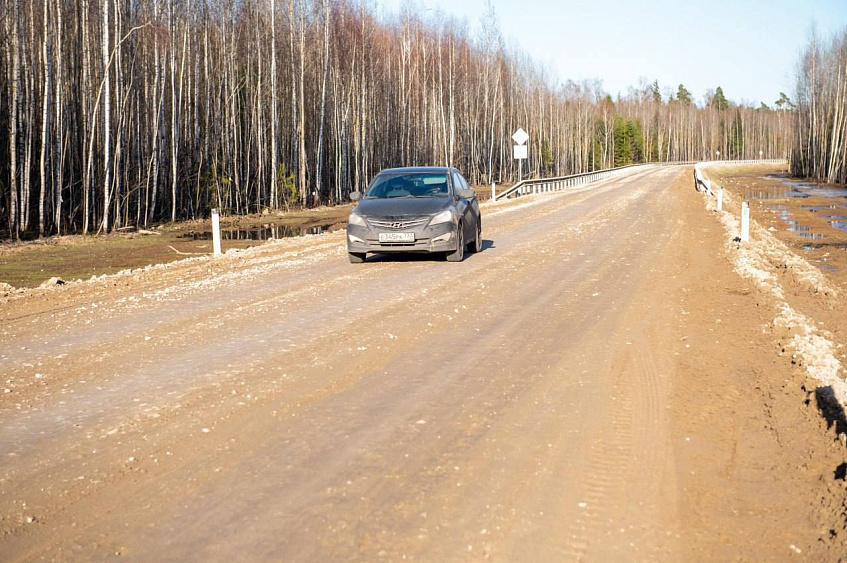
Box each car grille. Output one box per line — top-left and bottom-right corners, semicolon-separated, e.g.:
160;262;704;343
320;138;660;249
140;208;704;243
368;217;429;230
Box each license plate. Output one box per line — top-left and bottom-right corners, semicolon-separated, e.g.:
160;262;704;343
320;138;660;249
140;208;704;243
379;232;415;243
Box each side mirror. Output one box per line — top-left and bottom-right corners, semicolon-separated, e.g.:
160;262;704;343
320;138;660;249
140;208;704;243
350;191;361;202
456;188;475;200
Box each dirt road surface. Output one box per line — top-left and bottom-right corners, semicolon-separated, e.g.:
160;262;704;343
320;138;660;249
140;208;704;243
2;167;845;562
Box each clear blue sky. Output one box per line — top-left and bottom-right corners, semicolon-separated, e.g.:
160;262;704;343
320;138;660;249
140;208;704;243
376;0;847;107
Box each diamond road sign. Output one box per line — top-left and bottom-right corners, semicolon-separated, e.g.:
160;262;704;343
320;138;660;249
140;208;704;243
512;128;529;146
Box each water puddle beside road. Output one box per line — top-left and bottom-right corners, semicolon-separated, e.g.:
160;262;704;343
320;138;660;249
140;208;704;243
743;188;809;200
786;221;825;240
801;204;843;212
750;176;847;201
778;178;847;199
756;179;847;242
181;223;335;241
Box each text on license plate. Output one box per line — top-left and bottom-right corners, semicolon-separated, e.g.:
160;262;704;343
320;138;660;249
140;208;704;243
379;232;415;243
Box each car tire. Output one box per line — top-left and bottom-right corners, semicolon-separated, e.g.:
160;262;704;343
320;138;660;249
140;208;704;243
469;223;482;253
446;224;465;262
348;252;366;264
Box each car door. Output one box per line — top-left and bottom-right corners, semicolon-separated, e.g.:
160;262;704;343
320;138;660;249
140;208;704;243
451;171;477;241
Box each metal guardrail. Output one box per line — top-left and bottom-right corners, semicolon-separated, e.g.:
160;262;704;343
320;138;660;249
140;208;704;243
494;159;786;201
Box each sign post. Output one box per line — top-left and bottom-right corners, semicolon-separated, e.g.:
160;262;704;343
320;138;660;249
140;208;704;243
512;128;529;184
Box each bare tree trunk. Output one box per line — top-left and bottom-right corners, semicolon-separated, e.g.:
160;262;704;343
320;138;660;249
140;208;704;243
22;35;33;233
315;0;330;203
100;0;111;232
297;0;307;206
269;0;278;208
53;0;63;234
169;1;179;222
38;0;53;236
81;0;92;234
7;0;21;239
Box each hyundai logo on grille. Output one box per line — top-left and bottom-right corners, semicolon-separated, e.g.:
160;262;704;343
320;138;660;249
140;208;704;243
392;222;403;229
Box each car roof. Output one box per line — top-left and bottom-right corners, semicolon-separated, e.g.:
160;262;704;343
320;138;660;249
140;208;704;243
379;166;453;175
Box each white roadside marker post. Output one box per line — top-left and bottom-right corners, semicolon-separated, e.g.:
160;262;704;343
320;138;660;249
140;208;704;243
740;201;750;242
491;182;496;201
211;208;222;256
717;187;723;211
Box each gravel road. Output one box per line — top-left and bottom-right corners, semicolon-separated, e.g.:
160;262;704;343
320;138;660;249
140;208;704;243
2;167;845;562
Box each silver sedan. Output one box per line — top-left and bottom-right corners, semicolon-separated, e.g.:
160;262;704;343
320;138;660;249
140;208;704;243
346;167;482;263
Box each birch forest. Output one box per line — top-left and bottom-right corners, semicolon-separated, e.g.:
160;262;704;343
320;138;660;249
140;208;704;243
1;0;794;238
791;27;847;184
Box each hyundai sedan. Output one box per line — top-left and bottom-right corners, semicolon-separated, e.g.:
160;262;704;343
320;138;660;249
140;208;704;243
346;167;482;263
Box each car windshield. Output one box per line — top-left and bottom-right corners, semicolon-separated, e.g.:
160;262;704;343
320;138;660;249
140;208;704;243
364;173;450;199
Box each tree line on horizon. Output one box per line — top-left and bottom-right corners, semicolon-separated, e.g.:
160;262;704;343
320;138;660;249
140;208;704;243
791;27;847;184
1;0;795;239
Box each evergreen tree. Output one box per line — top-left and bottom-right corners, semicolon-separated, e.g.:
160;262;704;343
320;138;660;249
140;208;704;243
651;80;662;103
613;116;630;167
627;119;644;163
775;92;794;110
713;86;729;110
540;139;554;174
676;84;693;105
729;110;744;158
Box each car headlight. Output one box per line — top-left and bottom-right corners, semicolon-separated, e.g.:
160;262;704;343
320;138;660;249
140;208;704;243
348;212;366;227
429;209;454;226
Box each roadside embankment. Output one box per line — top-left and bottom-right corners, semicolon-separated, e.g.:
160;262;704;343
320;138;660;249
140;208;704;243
699;164;846;413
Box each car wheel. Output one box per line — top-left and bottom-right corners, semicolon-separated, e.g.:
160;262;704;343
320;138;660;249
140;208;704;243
469;223;482;253
446;223;465;262
348;252;366;264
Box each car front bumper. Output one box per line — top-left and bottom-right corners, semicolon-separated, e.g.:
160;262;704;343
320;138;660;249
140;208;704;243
346;221;458;254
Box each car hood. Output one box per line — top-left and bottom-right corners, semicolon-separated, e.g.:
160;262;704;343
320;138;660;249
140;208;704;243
355;197;452;218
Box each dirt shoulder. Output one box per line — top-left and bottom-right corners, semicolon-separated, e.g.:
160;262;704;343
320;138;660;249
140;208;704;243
0;205;352;289
666;172;847;560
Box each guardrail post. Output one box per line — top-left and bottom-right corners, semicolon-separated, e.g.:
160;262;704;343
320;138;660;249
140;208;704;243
211;208;222;256
740;201;750;242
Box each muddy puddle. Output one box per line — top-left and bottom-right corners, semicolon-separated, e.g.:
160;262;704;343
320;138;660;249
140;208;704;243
826;215;847;233
756;177;847;243
741;173;847;279
746;176;847;200
181;222;338;241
